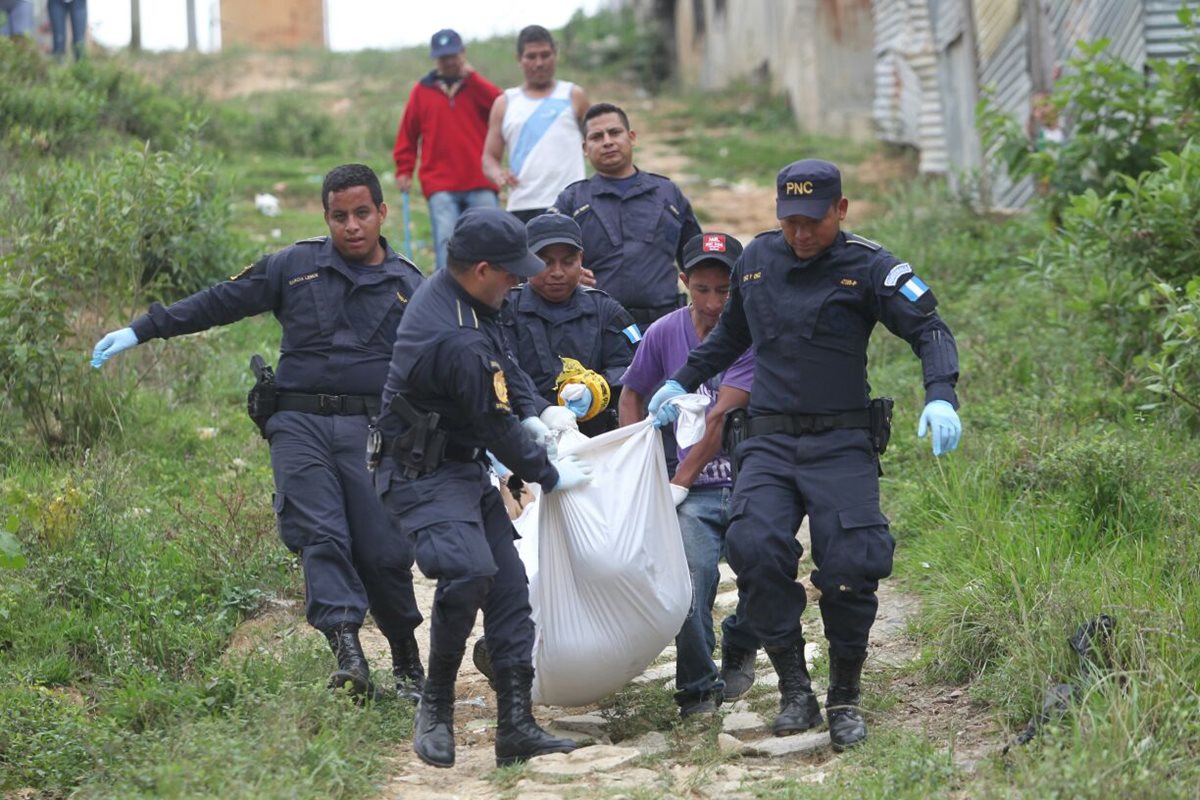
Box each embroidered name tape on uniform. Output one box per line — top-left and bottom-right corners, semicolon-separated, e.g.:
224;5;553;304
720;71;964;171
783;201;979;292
884;263;913;287
288;272;319;286
230;263;255;281
840;278;858;287
622;323;642;344
899;276;929;302
742;271;763;283
396;292;408;304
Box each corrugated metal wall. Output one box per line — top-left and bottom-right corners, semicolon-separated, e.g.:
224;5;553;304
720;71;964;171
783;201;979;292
872;0;1192;208
872;0;948;173
1145;0;1190;61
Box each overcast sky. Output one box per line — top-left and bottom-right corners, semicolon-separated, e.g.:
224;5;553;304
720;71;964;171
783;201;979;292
86;1;611;52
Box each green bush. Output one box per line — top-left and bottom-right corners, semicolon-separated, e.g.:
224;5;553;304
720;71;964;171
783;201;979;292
0;141;246;449
980;14;1200;221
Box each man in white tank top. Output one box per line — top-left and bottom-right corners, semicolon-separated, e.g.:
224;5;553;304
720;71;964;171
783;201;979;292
483;25;589;224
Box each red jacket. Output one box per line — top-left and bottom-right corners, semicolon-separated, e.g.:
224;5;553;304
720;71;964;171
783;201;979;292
393;70;502;197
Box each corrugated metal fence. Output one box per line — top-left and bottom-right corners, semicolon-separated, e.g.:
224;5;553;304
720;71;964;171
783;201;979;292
873;0;1192;208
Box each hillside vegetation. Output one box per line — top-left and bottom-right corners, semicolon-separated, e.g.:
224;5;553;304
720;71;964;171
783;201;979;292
1;8;1199;798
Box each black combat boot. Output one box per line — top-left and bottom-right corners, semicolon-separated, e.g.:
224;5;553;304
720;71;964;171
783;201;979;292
324;622;379;701
765;640;824;736
720;642;758;701
493;664;578;767
391;632;425;704
827;653;868;752
413;648;464;768
472;637;496;690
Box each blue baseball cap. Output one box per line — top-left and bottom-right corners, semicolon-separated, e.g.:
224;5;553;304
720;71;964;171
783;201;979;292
526;213;583;253
447;208;545;278
430;29;464;58
776;159;842;219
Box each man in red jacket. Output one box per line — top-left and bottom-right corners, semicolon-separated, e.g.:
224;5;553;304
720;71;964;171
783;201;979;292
393;29;502;271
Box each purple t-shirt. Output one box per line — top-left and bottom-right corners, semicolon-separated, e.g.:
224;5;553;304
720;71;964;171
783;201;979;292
621;307;755;488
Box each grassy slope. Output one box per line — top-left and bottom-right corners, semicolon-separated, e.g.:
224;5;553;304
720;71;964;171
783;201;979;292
3;22;1200;800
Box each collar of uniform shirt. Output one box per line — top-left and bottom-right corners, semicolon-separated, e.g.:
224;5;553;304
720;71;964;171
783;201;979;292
785;230;846;270
445;269;501;317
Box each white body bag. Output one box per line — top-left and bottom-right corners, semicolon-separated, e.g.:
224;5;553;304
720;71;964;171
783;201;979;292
513;418;694;706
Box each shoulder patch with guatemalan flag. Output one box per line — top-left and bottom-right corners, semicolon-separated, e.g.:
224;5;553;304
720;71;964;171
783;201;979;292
622;323;642;344
884;262;913;287
899;275;930;302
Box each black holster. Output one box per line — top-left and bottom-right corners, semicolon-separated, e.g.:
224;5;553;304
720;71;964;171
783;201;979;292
722;407;749;488
246;354;277;438
381;394;448;480
868;397;894;455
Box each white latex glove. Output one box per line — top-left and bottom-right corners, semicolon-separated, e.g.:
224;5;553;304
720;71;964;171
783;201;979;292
540;404;578;433
670;483;689;508
521;416;558;460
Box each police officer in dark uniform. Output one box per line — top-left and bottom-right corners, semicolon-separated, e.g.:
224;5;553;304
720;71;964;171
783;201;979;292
501;213;640;437
91;164;427;703
372;207;590;769
551;102;702;330
647;159;963;751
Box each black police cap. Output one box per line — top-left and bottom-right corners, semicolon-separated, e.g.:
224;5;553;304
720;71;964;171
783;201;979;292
447;208;545;278
526;212;583;254
776;159;842;219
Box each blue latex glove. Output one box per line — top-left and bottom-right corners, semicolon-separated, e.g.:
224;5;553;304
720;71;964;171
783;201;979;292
91;327;139;368
548;454;593;493
647;379;686;428
917;400;962;456
561;383;593;418
486;450;512;479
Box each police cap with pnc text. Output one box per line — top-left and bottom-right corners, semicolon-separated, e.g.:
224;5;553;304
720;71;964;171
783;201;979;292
776;159;842;219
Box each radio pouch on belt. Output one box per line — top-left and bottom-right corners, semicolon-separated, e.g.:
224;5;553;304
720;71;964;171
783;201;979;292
868;397;895;456
387;394;448;480
246;354;277;438
722;407;749;487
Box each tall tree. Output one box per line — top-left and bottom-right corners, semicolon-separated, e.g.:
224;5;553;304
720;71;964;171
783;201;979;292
186;0;197;51
130;0;141;51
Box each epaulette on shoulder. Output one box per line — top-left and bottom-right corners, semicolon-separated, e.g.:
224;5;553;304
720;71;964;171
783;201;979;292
294;236;327;245
753;229;777;240
846;233;882;251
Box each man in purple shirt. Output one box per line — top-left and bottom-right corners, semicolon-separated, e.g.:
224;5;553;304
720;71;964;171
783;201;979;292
618;231;761;717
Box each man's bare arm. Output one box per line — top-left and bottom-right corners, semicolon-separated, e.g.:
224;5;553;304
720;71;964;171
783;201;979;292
482;93;518;188
618;386;645;428
671;385;750;489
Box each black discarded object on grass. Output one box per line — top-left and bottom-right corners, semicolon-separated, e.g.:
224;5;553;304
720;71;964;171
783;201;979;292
1003;615;1117;754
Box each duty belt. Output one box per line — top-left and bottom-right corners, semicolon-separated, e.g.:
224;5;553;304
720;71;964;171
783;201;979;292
275;392;380;417
745;409;871;437
382;435;482;465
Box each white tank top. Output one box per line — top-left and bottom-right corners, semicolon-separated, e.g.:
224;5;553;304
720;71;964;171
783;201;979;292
501;81;585;212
